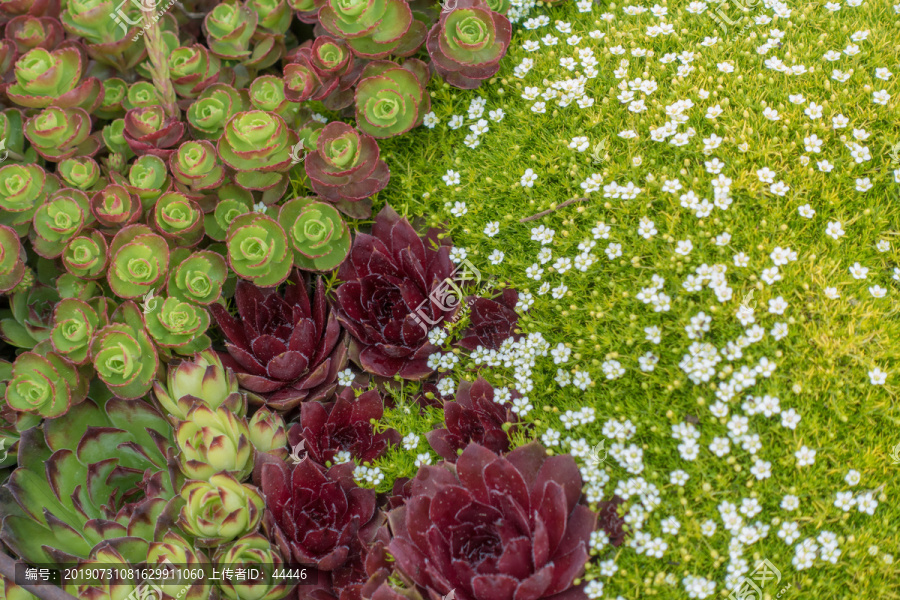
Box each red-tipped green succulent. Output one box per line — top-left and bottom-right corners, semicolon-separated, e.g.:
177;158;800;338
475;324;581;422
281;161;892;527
204;184;253;241
203;2;256;61
122;80;163;110
248;407;288;459
304;121;389;215
4;46;101;110
179;473;265;546
101;117;130;156
318;0;424;59
0;284;59;349
386;443;597;600
426;0;512;89
426;377;517;461
95;77;127;119
0;225;26;293
248;75;298;119
218;110;298;192
62;229;108;278
5;345;87;418
153;349;246;421
57;157;103;190
0;164;57;231
31;188;93;258
24;106;99;162
209;272;347;411
288;388;399;466
49;297;100;365
60;0;147;71
123;106;187;159
119;154;171;207
278;198;351;271
225;212;293;287
284;36;362;110
147;532;216;600
354;59;430;138
187;83;250;141
213;533;294;600
175;404;254;481
333;205;455;379
144;296;211;354
5;15;64;53
247;0;291;34
152;192;205;247
260;458;377;570
90;301;160;399
170;140;226;192
169;44;224;99
107;224;171;299
168;249;228;306
90;184;141;229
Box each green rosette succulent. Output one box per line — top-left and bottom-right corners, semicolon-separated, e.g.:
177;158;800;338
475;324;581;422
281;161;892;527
57;157;103;191
175;404;254;481
107;224;171;299
62;547;137;600
101;118;131;156
90;184;141;229
144;296;211;354
278;198;350;271
0;284;58;349
56;273;102;302
217;110;298;192
248;407;288;459
153;349;245;421
247;0;291;34
169;44;223;99
49;298;100;365
6;344;86;418
355;59;430;138
0;164;56;232
249;75;297;119
90;301;160;400
226;212;292;287
94;77;127;119
213;534;292;600
60;0;147;71
0;225;25;293
112;154;171;208
146;531;215;600
62;230;109;279
178;473;264;546
4;47;101;110
204;184;253;241
318;0;422;58
152;192;205;247
5;14;65;54
24;106;99;162
122;81;163;110
170;140;226;192
31;188;94;258
187;83;249;141
203;2;257;61
168;249;228;306
0;397;178;564
2;574;38;600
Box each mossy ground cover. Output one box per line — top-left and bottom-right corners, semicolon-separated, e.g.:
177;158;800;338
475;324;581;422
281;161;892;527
353;0;900;597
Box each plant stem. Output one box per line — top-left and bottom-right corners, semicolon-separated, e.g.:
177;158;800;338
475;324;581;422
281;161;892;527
519;197;590;223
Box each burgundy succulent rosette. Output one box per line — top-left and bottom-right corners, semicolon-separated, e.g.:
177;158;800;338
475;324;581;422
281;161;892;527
332;204;455;380
459;288;520;350
209;270;348;411
384;443;598;600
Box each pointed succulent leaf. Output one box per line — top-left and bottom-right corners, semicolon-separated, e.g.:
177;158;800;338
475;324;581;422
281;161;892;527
248;407;287;459
153;349;244;421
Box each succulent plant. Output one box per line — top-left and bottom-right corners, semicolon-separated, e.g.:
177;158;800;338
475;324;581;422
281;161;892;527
62;229;108;278
224;212;293;287
123;106;187;159
0;164;57;233
119;154;171;207
144;296;212;355
31;187;94;258
248;407;288;459
5;14;64;53
248;75;297;119
4;46;101;110
426;0;512;89
60;0;147;71
247;0;291;34
57;157;103;190
168;249;229;306
288;388;399;466
318;0;425;59
278;197;352;271
154;349;246;421
304;122;390;217
24;106;99;162
179;473;265;546
90;301;161;399
0;283;59;348
385;443;597;600
49;297;102;365
203;2;256;61
213;533;293;600
151;192;205;247
146;531;216;600
210;271;348;411
0;397;178;564
90;184;141;229
170;140;226;192
169;44;224;99
284;36;362;110
5;343;87;418
107;224;170;299
217;110;298;193
332;205;455;379
175;403;254;481
204;184;253;241
354;59;430;139
0;225;26;293
458;288;520;350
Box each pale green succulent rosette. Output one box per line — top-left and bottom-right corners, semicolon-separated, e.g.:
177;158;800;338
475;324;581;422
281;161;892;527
122;81;163;111
146;531;215;600
6;345;86;418
247;0;292;34
58;157;103;191
226;212;292;287
355;59;429;138
0;285;59;349
94;77;127;120
169;44;223;100
213;534;292;600
89;184;141;230
153;349;245;421
217;110;297;193
5;47;101;111
0;164;56;233
31;188;94;259
170;140;226;192
178;473;264;546
144;296;211;354
62;229;108;279
24;106;99;162
203;2;257;61
187;84;250;141
248;407;288;459
204;184;253;241
107;224;171;300
153;192;205;247
89;301;160;400
278;198;351;272
101;118;131;157
249;75;298;119
50;298;100;365
318;0;418;59
168;249;228;306
60;0;147;71
0;225;25;293
176;404;254;481
114;154;170;208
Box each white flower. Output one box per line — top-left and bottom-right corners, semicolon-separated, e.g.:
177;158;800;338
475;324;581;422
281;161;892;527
520;168;538;187
423;112;439;128
484;221;500;237
450;201;467;217
402;433;420;451
845;469;861;486
795;445;816;467
868;367;887;385
442;169;460;186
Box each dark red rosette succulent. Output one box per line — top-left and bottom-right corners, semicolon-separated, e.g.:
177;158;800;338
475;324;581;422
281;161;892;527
384;476;412;510
288;387;399;466
597;495;627;547
123;106;187;159
209;270;348;411
426;0;512;90
332;205;456;380
459;288;520;350
304;121;389;218
385;443;597;600
260;457;380;571
426;377;517;462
